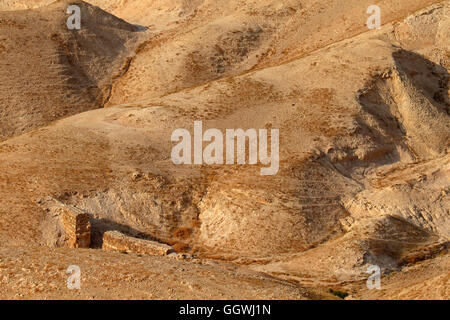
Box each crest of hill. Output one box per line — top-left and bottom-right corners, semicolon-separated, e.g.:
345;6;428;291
0;0;141;140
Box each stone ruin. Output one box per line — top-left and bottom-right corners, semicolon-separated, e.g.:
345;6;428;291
42;198;178;257
60;205;91;248
102;230;174;256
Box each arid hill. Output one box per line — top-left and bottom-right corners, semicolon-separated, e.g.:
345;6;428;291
0;0;448;299
0;0;142;140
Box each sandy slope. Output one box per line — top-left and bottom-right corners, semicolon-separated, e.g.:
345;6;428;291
0;0;141;140
0;0;448;299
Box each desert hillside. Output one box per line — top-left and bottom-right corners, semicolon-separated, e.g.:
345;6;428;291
0;0;448;300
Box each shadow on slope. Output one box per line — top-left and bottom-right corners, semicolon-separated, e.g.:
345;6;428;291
0;0;143;140
357;49;449;163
